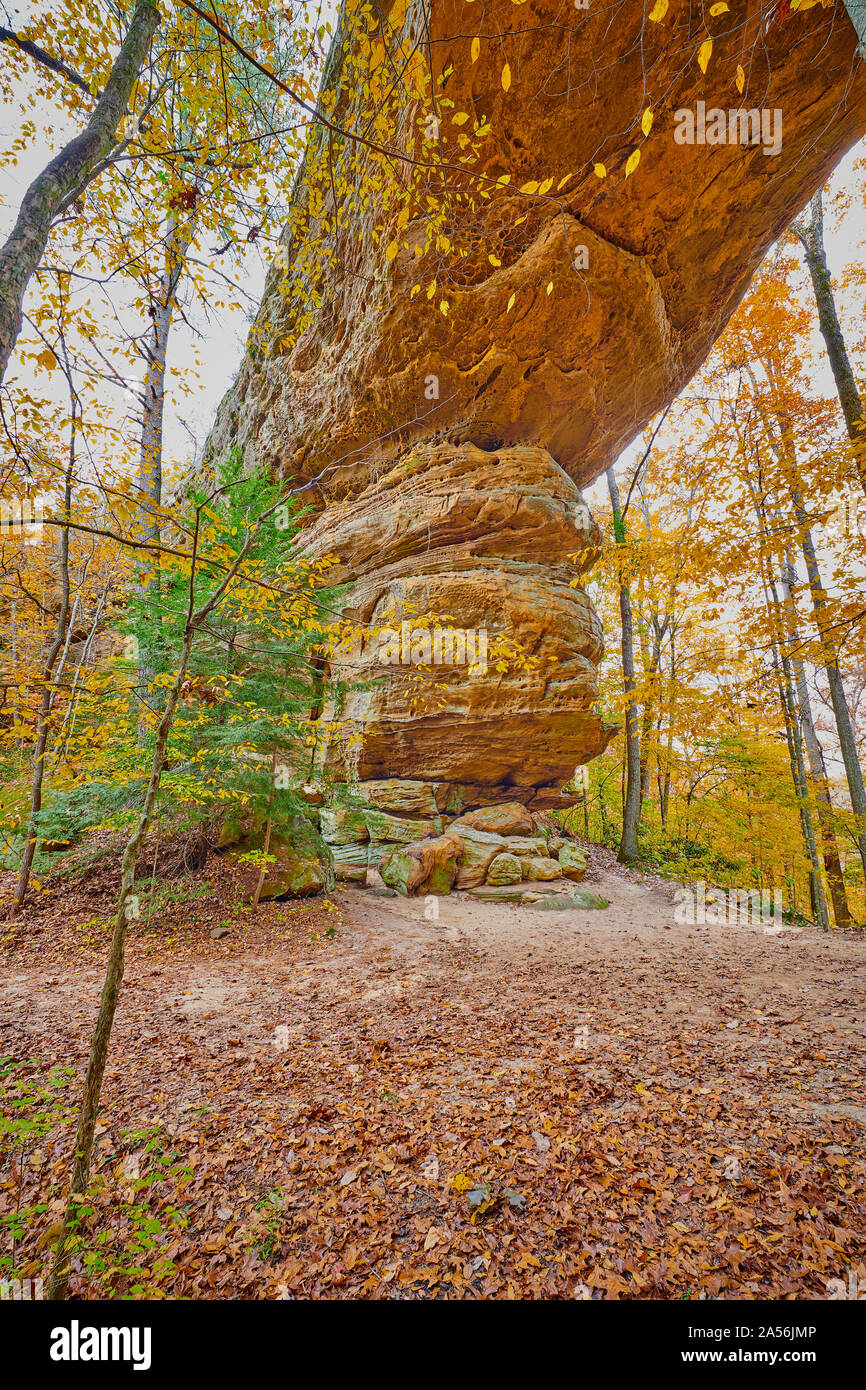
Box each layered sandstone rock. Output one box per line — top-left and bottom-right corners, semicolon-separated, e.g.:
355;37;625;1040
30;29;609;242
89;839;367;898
304;441;614;788
206;0;866;800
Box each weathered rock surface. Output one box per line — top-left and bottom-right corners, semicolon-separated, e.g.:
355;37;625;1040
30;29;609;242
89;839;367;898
486;852;524;887
379;831;463;896
529;889;610;911
331;777;586;816
451;801;537;837
207;0;866;797
453;824;549;888
467;883;607;909
224;832;326;900
331;842;368;883
211;0;865;488
353;780;442;816
320;806;369;845
558;844;588;882
307;442;614;789
521;855;563;883
218;808;331;898
362;810;438;843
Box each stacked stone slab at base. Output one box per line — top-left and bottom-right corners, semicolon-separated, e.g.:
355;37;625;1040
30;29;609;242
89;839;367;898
320;784;591;899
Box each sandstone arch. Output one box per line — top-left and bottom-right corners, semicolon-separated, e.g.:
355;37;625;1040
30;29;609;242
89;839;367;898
208;0;866;799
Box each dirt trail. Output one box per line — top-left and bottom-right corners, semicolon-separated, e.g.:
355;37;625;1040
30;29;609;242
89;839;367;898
2;847;865;1298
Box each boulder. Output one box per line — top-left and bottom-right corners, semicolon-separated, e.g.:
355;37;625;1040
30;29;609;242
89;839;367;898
466;883;607;909
505;834;552;858
521;856;563;882
455;826;551;889
453;827;510;889
379;831;463;897
225;837;326;899
262;852;325;898
222;811;329;899
451;801;536;837
558;844;588;882
217;812;252;849
486;852;523;887
467;885;527;903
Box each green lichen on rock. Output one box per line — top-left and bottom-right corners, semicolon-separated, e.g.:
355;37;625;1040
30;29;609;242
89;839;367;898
222;809;331;899
558;843;588;881
363;809;437;842
320;806;370;844
378;831;462;897
486;852;523;886
530;889;609;911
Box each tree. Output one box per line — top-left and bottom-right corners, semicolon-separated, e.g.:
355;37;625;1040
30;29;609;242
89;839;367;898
791;189;866;491
606;466;642;863
0;0;160;383
48;457;340;1298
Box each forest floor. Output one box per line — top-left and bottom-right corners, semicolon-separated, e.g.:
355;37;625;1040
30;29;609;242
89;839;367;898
1;841;865;1300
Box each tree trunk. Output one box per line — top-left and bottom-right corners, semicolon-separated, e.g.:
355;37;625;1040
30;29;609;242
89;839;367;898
747;476;828;928
639;648;660;805
14;408;75;907
48;624;196;1299
0;0;159;384
787;482;866;885
136;215;194;731
607;466;641;862
47;500;273;1298
769;626;829;931
778;557;851;927
791;188;866;492
749;378;866;893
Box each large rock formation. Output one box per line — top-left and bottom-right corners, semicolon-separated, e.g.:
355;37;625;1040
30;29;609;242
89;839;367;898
302;441;612;790
207;0;866;799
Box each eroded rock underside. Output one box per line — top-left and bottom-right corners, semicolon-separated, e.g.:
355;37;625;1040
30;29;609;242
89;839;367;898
207;0;866;802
